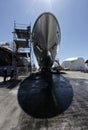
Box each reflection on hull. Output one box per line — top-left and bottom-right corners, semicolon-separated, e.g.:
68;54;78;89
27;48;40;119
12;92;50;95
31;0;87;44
32;12;61;70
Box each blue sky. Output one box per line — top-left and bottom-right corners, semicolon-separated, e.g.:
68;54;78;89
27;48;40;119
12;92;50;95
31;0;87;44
0;0;88;63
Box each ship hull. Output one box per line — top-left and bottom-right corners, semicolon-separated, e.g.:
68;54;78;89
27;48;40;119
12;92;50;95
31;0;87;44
32;12;61;70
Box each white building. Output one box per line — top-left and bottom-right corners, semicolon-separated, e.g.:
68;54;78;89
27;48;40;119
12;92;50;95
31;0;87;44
61;57;86;71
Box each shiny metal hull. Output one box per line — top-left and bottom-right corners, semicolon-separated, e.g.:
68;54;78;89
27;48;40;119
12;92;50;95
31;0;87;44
32;12;61;70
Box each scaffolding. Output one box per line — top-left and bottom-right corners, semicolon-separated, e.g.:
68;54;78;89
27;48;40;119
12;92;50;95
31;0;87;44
13;22;32;75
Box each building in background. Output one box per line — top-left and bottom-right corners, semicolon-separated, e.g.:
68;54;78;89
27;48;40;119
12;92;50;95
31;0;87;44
61;57;86;71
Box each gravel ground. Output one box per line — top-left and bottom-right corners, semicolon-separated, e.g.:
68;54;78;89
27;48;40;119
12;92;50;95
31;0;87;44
0;71;88;130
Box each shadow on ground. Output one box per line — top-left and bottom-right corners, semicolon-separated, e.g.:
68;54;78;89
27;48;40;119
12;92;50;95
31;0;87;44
0;79;21;89
18;72;73;118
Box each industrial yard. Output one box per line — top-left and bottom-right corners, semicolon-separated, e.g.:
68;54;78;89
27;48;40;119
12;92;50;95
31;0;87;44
0;71;88;130
0;0;88;129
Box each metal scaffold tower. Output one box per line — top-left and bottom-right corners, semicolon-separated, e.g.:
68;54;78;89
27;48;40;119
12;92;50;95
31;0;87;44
13;22;32;75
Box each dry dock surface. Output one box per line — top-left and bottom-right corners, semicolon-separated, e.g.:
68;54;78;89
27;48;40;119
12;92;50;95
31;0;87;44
0;71;88;130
